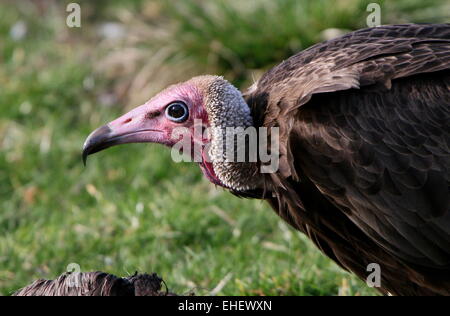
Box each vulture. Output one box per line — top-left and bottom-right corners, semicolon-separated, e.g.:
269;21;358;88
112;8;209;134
83;24;450;296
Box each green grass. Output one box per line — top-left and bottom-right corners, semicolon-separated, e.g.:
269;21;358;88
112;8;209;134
0;0;447;296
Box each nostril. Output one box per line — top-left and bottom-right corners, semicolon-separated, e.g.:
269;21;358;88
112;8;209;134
123;118;132;124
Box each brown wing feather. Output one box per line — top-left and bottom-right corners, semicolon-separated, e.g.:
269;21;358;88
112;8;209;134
296;73;450;263
245;24;450;295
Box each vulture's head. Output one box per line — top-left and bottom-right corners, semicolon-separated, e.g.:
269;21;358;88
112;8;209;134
83;75;263;192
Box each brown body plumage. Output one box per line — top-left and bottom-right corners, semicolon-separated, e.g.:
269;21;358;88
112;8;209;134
243;24;450;295
83;24;450;296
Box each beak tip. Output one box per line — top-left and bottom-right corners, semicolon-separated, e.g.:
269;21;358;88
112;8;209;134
81;125;113;166
82;152;88;166
82;142;91;166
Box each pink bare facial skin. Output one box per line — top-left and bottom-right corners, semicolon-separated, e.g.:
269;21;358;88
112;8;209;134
82;80;223;186
106;82;207;147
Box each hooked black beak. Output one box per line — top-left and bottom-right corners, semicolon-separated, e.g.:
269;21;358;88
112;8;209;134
82;125;115;166
82;122;164;165
82;101;167;166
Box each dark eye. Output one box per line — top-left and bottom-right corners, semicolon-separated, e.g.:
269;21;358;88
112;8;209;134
165;101;189;123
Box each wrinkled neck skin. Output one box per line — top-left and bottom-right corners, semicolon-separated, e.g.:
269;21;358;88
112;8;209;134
198;77;264;192
171;77;264;192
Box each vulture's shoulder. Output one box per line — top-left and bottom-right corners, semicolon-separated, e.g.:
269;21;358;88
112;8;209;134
245;23;450;119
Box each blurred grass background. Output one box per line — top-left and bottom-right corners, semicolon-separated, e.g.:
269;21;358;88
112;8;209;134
0;0;448;296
